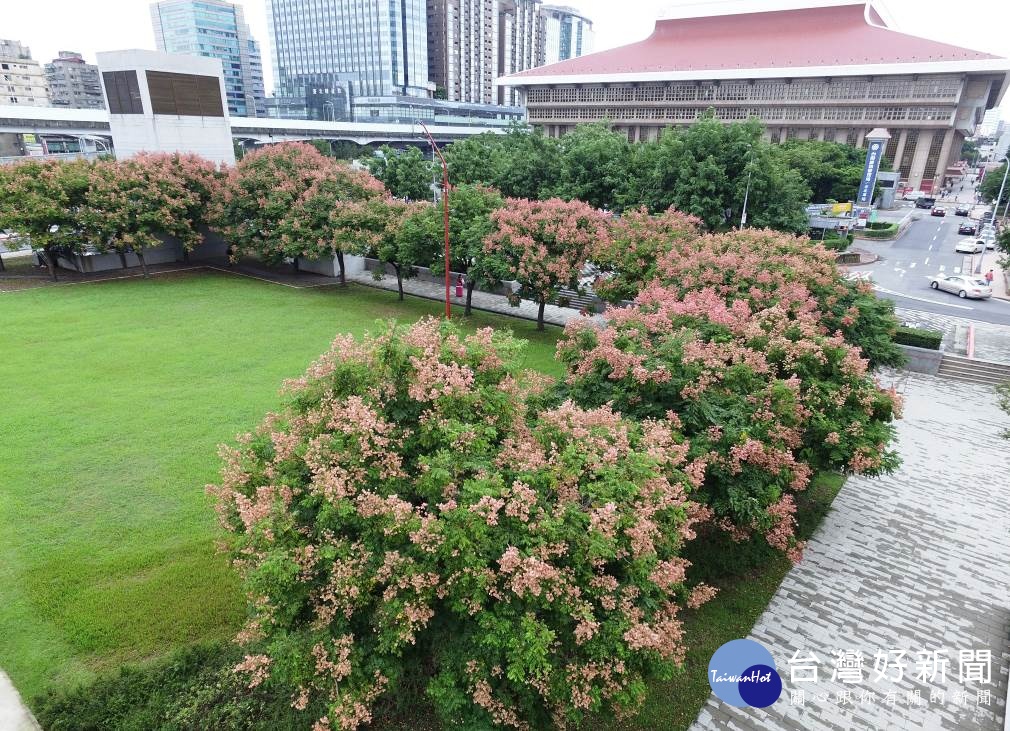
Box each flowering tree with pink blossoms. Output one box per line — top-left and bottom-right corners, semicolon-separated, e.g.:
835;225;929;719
278;164;387;284
210;318;716;730
211;142;328;264
0;157;92;280
592;206;703;304
557;285;900;560
483;198;610;330
80;157;201;278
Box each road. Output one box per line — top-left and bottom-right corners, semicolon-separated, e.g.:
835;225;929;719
847;209;1010;326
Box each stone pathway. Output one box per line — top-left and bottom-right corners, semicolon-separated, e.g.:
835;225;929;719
0;672;39;731
692;371;1010;730
896;307;1010;363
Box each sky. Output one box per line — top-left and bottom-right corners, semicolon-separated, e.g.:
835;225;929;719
4;0;1009;117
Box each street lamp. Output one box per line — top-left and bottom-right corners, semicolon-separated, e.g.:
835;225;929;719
417;120;452;319
739;143;755;228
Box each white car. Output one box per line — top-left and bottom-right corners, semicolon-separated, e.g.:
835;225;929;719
954;239;985;254
929;274;992;299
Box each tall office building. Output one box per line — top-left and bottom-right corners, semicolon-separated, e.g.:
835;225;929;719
427;0;541;105
267;0;431;119
151;0;266;117
0;40;50;106
45;52;105;109
537;5;592;66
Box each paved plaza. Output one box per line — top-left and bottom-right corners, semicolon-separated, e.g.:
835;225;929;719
692;371;1010;730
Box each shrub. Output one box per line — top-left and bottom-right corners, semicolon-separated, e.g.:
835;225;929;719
557;285;901;559
209;318;716;730
893;326;943;350
857;223;899;239
33;643;316;731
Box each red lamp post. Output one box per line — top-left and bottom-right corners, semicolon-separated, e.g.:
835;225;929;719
417;121;451;319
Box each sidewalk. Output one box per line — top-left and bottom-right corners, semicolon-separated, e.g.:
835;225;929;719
0;671;39;731
347;272;599;329
692;370;1010;731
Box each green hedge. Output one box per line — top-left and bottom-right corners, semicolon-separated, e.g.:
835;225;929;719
857;222;899;239
809;232;854;251
894;325;943;350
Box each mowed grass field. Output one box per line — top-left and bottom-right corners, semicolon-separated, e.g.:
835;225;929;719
0;270;564;700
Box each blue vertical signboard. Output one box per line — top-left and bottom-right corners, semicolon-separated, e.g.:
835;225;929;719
857;140;884;205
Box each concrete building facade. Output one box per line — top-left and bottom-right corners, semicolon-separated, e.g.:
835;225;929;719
44;52;105;110
0;40;50;107
151;0;266;117
502;1;1010;193
537;5;593;67
97;49;235;165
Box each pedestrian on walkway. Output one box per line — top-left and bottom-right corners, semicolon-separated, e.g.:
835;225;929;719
985;269;995;287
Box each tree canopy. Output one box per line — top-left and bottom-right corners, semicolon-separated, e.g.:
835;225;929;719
365;146;436;202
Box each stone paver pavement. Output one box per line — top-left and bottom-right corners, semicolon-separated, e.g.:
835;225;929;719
692;371;1010;730
0;672;39;731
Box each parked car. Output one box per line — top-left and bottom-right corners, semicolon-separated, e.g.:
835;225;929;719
954;239;985;254
929;274;992;299
955;205;971;216
915;197;937;208
930;206;946;217
958;222;978;235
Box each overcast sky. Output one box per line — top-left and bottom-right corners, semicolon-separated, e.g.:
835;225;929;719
4;0;1009;116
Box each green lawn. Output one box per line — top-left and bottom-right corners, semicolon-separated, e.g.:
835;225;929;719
0;270;563;700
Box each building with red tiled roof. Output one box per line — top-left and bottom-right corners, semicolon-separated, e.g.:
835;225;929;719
499;0;1010;192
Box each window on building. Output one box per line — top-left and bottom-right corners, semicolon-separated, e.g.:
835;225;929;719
102;70;143;114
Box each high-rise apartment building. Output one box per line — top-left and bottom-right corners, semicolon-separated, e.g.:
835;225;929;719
44;52;106;109
537;5;592;66
267;0;432;119
427;0;543;105
0;40;50;106
151;0;266;117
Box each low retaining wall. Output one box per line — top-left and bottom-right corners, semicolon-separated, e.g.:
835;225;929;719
297;254;366;278
52;228;229;273
898;344;943;375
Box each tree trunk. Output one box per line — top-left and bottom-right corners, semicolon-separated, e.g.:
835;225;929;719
291;257;300;273
43;246;58;281
465;280;476;316
119;251;128;269
395;264;404;301
336;250;346;285
182;248;190;264
137;248;149;279
537;298;546;331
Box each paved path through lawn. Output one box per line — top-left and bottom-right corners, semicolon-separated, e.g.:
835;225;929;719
0;671;39;731
693;371;1010;730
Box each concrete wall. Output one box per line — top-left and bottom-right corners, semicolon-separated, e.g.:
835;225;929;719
297;254;366;278
97;49;235;166
898;344;943;375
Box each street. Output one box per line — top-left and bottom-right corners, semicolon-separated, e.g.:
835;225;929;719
848;205;1010;327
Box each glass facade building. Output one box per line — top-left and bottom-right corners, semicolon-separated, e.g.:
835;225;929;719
537;5;593;67
151;0;266;117
267;0;432;120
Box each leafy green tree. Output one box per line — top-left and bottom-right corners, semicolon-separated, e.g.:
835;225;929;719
979;161;1007;206
365;145;436;202
774;140;869;203
341;197;425;300
553;122;632;210
622;115;810;232
0;158;92;280
397;184;507;315
961;139;979;162
445;123;562;200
